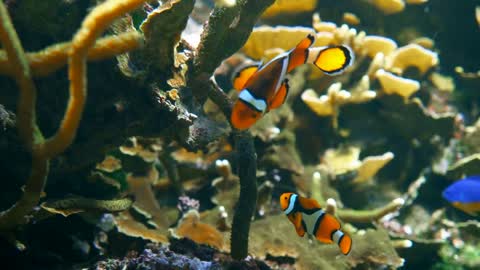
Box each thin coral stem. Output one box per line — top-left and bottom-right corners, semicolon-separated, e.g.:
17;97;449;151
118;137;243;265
338;198;405;223
37;0;145;159
230;131;257;260
0;155;49;230
0;31;143;77
0;1;36;149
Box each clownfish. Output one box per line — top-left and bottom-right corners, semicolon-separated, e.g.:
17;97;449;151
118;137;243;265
230;34;354;130
280;192;352;255
442;175;480;216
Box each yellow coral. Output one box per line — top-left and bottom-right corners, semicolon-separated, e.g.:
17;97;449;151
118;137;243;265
361;35;397;58
369;0;405;15
241;26;317;60
410;36;434;49
386;44;438;75
319;146;394;183
429;72;455;92
376;69;420;98
262;0;317;18
342;12;361;25
321;146;362;175
302;82;375;128
354;152;395;183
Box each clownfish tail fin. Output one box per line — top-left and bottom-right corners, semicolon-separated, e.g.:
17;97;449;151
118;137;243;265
308;45;354;75
286;34;316;73
332;229;352;255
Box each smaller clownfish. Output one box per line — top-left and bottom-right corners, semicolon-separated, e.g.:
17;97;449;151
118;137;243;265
280;193;352;255
231;34;354;130
442;175;480;216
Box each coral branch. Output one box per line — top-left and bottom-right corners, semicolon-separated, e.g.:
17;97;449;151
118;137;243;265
338;198;405;223
37;0;145;159
0;0;49;231
230;131;257;260
0;155;49;230
194;0;274;75
0;0;145;232
0;32;143;77
0;1;37;148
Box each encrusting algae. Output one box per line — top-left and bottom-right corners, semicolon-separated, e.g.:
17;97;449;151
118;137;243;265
0;0;479;269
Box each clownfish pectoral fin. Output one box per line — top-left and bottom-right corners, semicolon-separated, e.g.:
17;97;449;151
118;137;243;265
232;62;262;91
287;34;316;73
289;213;306;237
269;79;289;110
287;213;305;237
295;223;306;237
313;45;353;75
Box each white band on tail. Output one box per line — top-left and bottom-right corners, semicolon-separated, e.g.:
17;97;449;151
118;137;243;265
332;230;344;244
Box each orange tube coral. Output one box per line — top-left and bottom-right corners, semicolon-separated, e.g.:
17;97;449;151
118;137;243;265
38;0;146;159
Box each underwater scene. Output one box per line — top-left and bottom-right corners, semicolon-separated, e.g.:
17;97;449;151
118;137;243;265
0;0;479;269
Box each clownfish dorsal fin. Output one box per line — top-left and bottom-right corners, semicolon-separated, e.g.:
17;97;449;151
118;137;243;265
269;78;290;110
310;45;354;75
298;195;321;210
232;61;262;91
287;33;316;73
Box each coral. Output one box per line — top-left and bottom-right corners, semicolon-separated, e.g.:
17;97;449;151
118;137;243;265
386;44;438;75
361;35;398;58
248;215;404;270
261;0;317;18
96;155;123;173
171;210;225;250
318;145;394;183
430;72;455;92
446;154;480;179
126;165;177;230
302;82;376;128
376;69;420;99
229;131;258;259
0;32;143;77
139;0;194;74
96;243;222;270
0;0;146;234
366;0;406;15
114;211;169;243
342;12;361;26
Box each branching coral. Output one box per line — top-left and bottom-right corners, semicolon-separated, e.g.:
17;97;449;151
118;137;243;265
0;0;145;232
0;32;143;77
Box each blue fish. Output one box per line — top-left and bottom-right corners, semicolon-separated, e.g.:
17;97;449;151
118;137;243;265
442;175;480;216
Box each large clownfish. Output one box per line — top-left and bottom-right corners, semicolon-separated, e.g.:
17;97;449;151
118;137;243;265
230;34;354;130
280;192;352;255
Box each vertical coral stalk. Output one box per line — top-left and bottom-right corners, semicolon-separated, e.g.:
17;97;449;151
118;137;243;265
0;1;36;149
0;1;48;230
230;131;257;260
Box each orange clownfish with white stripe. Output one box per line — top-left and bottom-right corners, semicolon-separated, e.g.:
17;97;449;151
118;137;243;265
280;192;352;255
231;34;354;130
